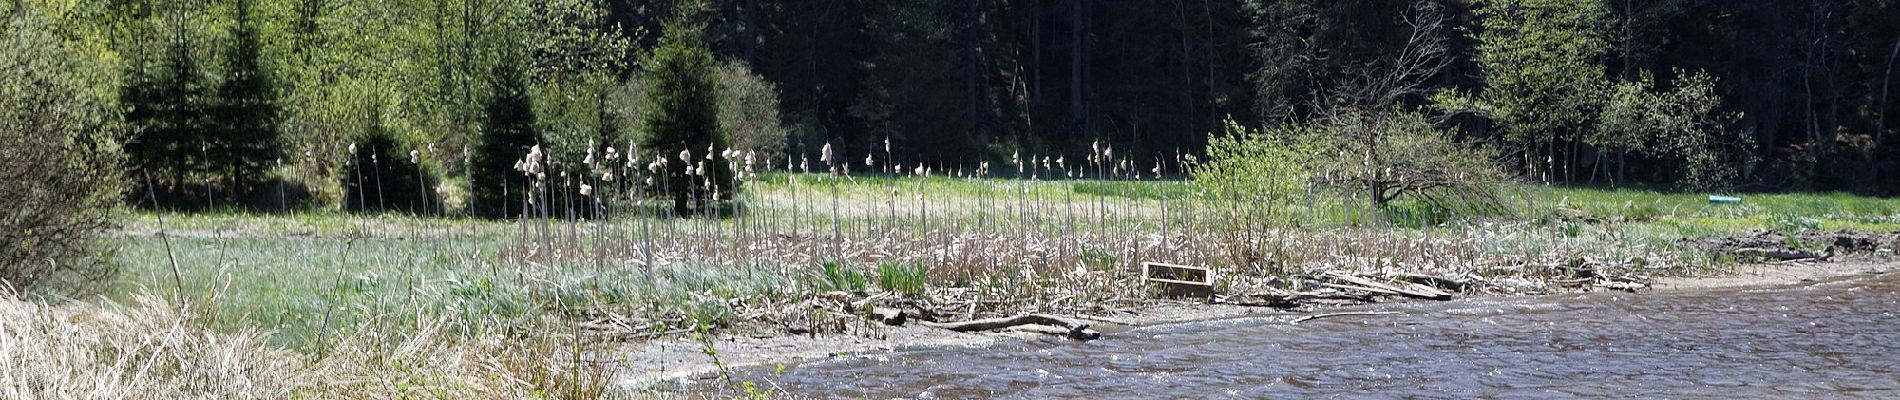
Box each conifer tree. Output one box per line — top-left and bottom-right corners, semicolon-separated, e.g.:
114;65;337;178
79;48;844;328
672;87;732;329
640;5;732;216
206;0;283;194
469;58;543;219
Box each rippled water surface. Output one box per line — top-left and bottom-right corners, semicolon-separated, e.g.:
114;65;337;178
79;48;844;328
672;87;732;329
746;272;1900;399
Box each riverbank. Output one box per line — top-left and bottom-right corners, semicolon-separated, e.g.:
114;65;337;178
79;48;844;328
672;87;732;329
625;257;1897;395
75;182;1900;399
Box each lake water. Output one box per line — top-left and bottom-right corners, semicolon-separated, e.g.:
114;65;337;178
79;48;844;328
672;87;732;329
740;271;1900;399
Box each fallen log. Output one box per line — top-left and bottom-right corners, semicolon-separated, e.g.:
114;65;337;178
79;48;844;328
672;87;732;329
1735;247;1827;261
1395;273;1466;292
920;314;1101;341
1290;311;1401;325
1318;282;1403;297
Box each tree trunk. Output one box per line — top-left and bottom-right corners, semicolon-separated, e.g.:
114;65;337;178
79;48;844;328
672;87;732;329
1876;35;1899;186
966;0;983;146
1070;0;1086;135
1031;0;1042;105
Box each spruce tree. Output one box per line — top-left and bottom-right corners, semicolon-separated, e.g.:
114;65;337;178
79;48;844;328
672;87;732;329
123;18;209;207
640;7;732;216
206;0;282;194
469;59;542;219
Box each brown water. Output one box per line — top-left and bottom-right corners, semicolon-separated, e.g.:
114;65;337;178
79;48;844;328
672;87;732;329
737;272;1900;399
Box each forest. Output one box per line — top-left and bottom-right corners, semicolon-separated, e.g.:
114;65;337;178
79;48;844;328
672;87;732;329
7;0;1900;217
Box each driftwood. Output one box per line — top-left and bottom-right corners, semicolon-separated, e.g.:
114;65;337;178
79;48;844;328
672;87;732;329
1395;273;1467;292
1290;311;1401;325
920;314;1101;340
1323;271;1453;300
1736;247;1828;261
1221;289;1375;309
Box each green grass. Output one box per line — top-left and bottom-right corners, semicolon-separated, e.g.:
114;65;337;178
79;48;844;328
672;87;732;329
876;260;929;297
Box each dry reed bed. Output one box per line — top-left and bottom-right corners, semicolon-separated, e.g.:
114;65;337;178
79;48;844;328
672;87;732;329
0;292;618;400
503;186;1692;334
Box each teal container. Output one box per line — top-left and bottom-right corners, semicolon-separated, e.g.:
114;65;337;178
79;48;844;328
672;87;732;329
1708;195;1742;204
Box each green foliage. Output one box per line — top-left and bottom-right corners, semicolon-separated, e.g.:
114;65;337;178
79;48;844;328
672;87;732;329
812;260;867;294
468;60;542;219
1;3;125;295
122;9;211;194
1301;111;1514;217
639;7;735;215
876;261;929;297
203;0;283;193
340;119;440;214
1598;70;1748;189
1195;112;1514;226
1190;119;1310;229
716;61;789;163
1433;0;1609;173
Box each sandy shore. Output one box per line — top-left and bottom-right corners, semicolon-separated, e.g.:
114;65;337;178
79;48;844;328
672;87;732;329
618;259;1895;393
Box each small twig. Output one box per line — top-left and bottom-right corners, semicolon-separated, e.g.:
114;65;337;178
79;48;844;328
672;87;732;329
1290;311;1401;325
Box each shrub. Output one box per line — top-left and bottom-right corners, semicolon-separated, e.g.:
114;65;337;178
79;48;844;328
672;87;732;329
716;61;788;163
340;119;439;214
1190;119;1311;229
0;7;124;295
1298;111;1514;217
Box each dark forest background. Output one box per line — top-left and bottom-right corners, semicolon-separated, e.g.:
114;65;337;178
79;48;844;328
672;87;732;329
13;0;1900;214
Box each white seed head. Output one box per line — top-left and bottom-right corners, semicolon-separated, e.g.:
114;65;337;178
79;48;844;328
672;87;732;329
820;143;833;163
579;183;592;197
348;143;357;155
680;149;691;162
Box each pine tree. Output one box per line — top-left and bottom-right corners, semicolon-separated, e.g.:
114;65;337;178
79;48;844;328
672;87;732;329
468;59;543;219
206;0;283;194
123;13;209;206
640;6;732;216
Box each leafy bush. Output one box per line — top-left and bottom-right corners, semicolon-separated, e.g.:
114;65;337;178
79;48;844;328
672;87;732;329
1193;112;1514;226
1190;119;1310;229
716;61;788;163
340;120;439;214
0;7;124;295
1298;111;1514;217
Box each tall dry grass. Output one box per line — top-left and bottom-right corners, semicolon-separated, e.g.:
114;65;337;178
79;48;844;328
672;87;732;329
0;291;618;400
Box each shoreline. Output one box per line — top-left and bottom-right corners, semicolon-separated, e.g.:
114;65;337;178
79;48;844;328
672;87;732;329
619;259;1896;393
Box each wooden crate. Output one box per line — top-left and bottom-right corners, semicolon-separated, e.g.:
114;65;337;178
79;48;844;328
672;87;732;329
1143;262;1214;300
